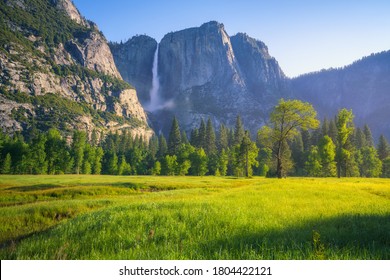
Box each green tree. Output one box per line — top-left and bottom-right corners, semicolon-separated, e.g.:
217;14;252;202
218;124;229;152
318;135;337;177
336;109;355;178
162;155;178;176
157;134;168;159
238;131;259;177
381;157;390;178
29;134;48;174
168;117;182;156
360;146;382;177
234;115;245;146
92;147;104;174
71;131;87;174
257;99;319;178
118;155;132;175
377;134;390;161
1;153;12;174
205;118;217;155
189;148;208;176
305;146;322;176
363;124;375;147
152;161;161;175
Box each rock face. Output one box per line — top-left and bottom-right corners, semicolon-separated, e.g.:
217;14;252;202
112;21;289;134
110;36;157;105
0;0;152;139
291;51;390;140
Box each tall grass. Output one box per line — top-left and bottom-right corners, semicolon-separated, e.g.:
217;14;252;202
0;176;389;259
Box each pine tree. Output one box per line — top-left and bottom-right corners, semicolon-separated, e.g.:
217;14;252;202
218;124;229;152
92;147;104;174
360;146;382;177
363;124;375;147
234;115;245;146
377;134;390;161
71;131;87;175
239;131;259;177
157;134;168;159
190;128;199;147
205;118;217;155
355;128;366;150
2;153;12;174
168;117;181;155
30;134;48;174
198;119;206;149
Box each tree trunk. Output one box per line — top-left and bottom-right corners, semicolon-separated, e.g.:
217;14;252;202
277;157;283;179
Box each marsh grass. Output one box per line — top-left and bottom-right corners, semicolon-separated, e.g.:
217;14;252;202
0;175;389;259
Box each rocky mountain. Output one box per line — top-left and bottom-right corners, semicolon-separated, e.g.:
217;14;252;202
0;0;152;140
291;51;390;140
111;21;289;134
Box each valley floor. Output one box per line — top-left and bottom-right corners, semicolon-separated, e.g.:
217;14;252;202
0;175;389;259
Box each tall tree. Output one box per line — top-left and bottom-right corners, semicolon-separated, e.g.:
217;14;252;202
257;99;319;178
71;131;87;174
363;124;375;147
1;153;12;174
157;134;168;159
205;118;217;155
377;134;390;161
234;115;245;146
168;117;182;155
218;124;229;152
318;135;337;177
335;109;355;178
360;146;382;177
238;131;259;177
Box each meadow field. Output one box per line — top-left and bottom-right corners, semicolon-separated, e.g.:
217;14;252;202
0;175;389;260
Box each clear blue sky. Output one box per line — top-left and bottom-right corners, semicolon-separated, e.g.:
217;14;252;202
73;0;390;77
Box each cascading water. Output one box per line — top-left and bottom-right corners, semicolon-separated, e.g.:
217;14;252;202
147;44;160;111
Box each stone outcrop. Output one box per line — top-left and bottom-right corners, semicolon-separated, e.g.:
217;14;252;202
110;36;157;104
0;0;152;139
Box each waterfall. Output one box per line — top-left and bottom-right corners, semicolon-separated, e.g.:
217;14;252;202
147;44;160;111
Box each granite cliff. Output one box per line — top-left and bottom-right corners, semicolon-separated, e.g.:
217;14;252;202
111;21;289;134
0;0;152;139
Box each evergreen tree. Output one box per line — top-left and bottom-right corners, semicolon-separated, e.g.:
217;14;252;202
162;155;178;176
190;128;199;147
1;153;12;174
328;119;338;144
71;131;87;175
217;149;229;176
157;134;168;159
29;134;48;174
152;161;161;175
377;134;390;161
168;117;181;155
363;124;375;147
360;146;382;177
205;118;217;155
238;131;259;177
290;132;305;175
181;130;189;145
148;135;159;159
93;147;104;175
218;124;229;152
118;155;131;175
381;157;390;178
107;152;118;175
355;128;366;150
234;115;245;146
198;119;207;149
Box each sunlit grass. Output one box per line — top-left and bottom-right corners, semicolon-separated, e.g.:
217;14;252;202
0;175;389;259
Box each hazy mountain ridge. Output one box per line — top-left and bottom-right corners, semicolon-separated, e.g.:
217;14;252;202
0;0;152;139
291;50;390;139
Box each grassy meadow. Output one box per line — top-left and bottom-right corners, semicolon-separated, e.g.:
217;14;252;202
0;175;389;259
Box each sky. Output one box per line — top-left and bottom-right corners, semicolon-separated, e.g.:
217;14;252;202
73;0;390;78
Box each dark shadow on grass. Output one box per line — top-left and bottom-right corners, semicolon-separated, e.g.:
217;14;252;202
199;214;390;259
7;184;62;192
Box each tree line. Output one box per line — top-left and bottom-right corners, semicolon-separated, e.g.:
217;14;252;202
1;99;390;178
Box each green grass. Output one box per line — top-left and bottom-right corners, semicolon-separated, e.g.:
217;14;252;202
0;175;389;259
